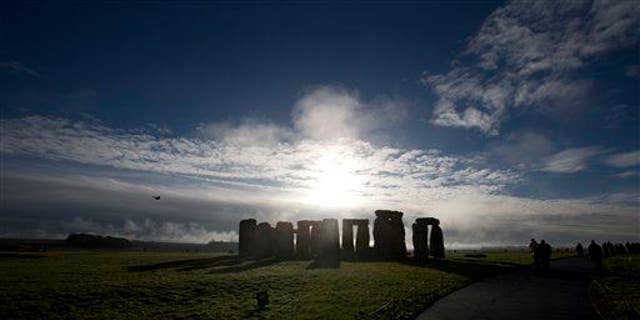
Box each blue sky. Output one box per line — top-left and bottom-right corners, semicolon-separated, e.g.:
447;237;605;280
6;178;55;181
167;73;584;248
1;1;638;246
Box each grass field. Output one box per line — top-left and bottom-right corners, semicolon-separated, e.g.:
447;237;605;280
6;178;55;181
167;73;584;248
0;249;570;319
589;255;640;320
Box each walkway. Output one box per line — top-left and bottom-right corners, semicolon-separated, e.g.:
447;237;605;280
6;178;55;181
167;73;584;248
416;257;596;320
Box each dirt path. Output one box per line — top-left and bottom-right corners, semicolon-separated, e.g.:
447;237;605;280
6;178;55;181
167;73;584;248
416;257;596;320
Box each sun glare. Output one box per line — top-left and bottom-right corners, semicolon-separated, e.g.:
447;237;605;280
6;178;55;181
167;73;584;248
304;148;364;208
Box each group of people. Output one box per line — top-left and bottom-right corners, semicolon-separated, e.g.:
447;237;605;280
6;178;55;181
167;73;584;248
578;240;640;266
528;238;552;272
528;239;639;272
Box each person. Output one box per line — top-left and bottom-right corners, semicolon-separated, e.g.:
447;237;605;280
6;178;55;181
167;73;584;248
529;238;539;271
576;242;584;257
529;238;538;252
539;240;552;271
588;240;603;269
603;241;611;258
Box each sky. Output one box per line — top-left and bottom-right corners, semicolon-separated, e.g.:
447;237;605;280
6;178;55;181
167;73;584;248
1;1;639;247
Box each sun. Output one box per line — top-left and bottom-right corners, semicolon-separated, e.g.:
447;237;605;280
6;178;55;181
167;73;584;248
304;149;364;208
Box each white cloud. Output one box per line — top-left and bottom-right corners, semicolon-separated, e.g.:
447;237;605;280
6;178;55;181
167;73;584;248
292;86;406;140
612;171;639;179
196;119;294;146
540;146;605;173
2;165;637;246
603;150;640;168
0;87;517;217
0;115;518;205
423;0;640;134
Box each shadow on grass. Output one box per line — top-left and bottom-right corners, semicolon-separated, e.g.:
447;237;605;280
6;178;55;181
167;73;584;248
242;306;269;319
306;257;341;269
128;255;281;273
208;257;281;274
401;259;520;280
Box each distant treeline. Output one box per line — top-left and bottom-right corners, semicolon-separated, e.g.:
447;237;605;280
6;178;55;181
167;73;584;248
0;238;63;252
0;235;238;252
66;233;132;249
132;240;237;252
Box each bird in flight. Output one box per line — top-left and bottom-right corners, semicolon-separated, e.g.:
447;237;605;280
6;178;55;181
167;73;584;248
152;195;161;200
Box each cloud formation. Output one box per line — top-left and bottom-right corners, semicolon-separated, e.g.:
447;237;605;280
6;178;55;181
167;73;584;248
293;86;406;141
1;86;637;245
540;147;606;173
603;150;640;168
423;0;640;134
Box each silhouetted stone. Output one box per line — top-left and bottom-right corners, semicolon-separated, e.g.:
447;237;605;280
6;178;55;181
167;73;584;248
412;223;429;261
373;210;406;260
342;219;355;254
274;221;294;258
429;221;445;259
296;221;311;258
341;219;370;257
414;217;443;260
354;220;370;255
239;219;257;257
319;218;340;258
296;220;321;259
256;222;273;258
309;221;322;256
416;217;439;226
295;223;308;257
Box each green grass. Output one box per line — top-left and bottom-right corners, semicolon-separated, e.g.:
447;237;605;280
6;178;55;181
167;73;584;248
589;255;640;320
0;249;566;320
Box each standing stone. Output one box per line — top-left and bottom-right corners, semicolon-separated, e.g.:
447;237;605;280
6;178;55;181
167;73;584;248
355;221;370;255
239;219;257;257
429;221;445;259
296;221;312;258
412;223;429;261
342;219;355;254
256;222;274;258
416;217;439;226
373;210;407;260
319;218;340;258
274;221;294;258
309;221;322;257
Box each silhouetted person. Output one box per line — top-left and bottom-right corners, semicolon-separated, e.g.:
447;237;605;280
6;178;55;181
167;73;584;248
539;240;552;271
604;241;615;258
588;240;603;268
529;238;540;270
529;238;538;252
609;242;615;257
576;242;584;257
616;243;627;255
625;242;631;254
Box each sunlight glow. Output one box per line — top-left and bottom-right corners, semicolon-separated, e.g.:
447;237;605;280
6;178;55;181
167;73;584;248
304;145;364;208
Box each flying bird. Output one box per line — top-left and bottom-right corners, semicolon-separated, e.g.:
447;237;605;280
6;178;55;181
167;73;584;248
152;195;161;200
